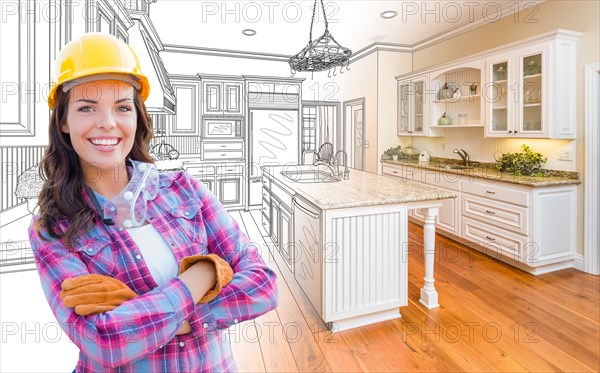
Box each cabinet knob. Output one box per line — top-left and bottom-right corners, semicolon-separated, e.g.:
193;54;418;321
508;130;513;133
514;130;518;134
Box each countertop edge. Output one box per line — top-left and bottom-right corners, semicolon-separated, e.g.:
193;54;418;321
380;160;581;187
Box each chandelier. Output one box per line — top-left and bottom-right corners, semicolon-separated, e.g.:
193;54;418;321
289;0;352;77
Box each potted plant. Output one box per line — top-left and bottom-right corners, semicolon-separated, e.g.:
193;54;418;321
495;144;547;176
383;146;404;161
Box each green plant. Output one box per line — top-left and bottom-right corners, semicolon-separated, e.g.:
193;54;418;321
495;145;547;176
385;146;404;158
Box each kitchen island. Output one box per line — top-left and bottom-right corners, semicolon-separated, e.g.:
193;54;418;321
261;165;457;331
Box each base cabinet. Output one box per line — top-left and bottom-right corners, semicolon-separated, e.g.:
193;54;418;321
263;175;295;272
382;162;577;274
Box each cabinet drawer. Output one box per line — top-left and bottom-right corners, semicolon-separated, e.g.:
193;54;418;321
382;165;403;178
462;194;529;235
261;187;271;203
462;217;526;261
261;197;270;219
202;142;243;151
184;164;215;175
217;164;244;174
203;151;244;160
461;180;529;207
421;169;461;191
262;175;271;189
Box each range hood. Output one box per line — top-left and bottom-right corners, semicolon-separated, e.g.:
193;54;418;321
127;11;175;114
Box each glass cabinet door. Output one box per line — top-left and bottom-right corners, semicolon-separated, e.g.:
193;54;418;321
398;83;410;135
413;81;424;134
520;52;543;133
489;60;509;134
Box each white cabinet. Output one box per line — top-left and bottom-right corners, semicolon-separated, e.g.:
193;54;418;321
263;175;295;272
217;176;242;206
460;178;576;272
201;79;244;115
484;30;580;139
381;161;577;274
397;74;430;136
170;78;201;135
184;163;244;209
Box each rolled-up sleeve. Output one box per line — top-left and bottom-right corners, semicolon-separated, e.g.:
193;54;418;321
29;219;196;369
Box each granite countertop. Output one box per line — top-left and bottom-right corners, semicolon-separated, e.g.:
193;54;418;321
262;165;457;210
381;158;581;187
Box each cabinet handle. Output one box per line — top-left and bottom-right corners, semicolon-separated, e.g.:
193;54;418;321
485;210;496;215
485;190;496;194
508;130;513;134
485;236;496;241
393;171;398;174
514;130;518;134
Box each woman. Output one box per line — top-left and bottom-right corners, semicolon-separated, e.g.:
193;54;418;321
29;33;277;372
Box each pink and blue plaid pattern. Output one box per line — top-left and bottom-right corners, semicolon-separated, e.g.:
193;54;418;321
29;164;277;372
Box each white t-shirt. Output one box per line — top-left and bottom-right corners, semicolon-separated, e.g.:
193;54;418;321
126;224;179;285
94;191;178;286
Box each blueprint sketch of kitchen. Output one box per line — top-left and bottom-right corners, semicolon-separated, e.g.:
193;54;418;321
0;1;536;371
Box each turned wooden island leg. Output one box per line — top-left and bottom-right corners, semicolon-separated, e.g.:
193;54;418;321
419;207;440;309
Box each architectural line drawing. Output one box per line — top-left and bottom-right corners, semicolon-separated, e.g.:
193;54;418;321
0;1;597;371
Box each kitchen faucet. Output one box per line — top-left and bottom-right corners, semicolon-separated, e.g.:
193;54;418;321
335;150;350;180
453;148;470;166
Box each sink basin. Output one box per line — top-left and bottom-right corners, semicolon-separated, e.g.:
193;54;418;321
435;164;475;170
281;170;341;183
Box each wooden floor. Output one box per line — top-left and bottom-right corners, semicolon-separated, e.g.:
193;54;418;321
227;210;600;373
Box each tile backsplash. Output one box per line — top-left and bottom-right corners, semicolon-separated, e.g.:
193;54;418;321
409;128;576;171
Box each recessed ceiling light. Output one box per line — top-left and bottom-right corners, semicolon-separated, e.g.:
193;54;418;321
242;29;256;36
380;10;397;19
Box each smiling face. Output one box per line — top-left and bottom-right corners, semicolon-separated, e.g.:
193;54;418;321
62;79;137;179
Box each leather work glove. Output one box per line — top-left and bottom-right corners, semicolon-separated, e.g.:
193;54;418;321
179;253;234;303
60;274;138;316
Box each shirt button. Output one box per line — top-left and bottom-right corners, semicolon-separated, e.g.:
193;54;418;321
87;248;94;253
179;341;185;347
119;228;124;231
202;323;209;329
159;345;163;349
171;242;175;246
184;211;190;216
136;254;142;260
233;319;239;324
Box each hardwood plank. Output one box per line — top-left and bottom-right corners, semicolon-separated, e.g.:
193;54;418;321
229;213;599;372
228;320;267;373
254;310;300;373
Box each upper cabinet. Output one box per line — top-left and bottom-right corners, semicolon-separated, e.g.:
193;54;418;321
395;30;581;139
484;31;579;139
397;74;430;136
169;76;201;136
200;77;244;116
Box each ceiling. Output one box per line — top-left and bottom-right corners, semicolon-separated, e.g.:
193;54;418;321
150;0;518;56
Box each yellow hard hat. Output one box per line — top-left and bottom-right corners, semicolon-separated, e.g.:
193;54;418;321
48;33;150;109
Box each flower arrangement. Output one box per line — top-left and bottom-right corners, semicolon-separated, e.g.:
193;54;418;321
495;145;547;176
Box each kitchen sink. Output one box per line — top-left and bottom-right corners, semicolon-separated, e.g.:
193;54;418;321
281;170;341;183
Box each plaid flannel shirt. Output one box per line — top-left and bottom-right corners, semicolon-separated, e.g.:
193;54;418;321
28;163;277;372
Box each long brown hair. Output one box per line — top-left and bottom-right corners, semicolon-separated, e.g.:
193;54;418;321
35;87;154;247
